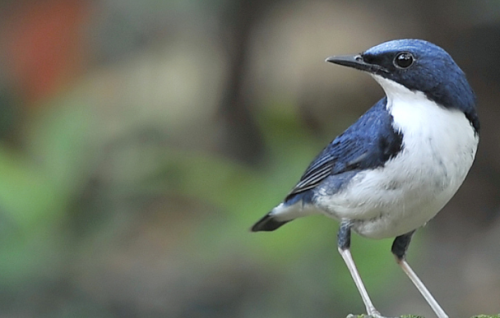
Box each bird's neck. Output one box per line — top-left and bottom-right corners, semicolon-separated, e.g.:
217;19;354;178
371;76;478;172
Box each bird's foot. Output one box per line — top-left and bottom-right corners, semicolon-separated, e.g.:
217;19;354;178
345;314;400;318
346;315;423;318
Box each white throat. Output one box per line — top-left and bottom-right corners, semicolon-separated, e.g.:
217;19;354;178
372;74;433;111
371;75;475;140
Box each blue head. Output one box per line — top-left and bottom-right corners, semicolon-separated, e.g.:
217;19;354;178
327;39;479;133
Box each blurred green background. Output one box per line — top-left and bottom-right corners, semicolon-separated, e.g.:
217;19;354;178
0;0;499;317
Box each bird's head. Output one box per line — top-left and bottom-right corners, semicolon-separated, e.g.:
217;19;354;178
327;39;478;132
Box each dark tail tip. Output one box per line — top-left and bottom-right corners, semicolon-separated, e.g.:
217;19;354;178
250;213;289;232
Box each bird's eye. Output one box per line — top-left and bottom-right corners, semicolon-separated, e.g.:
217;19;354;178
394;52;414;69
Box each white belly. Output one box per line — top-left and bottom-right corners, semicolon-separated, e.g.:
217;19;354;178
315;79;479;239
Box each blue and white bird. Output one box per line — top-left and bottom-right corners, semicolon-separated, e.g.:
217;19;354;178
251;39;479;318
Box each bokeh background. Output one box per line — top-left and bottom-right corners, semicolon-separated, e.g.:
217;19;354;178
0;0;499;317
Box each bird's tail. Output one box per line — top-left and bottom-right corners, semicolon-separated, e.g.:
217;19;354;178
250;213;289;232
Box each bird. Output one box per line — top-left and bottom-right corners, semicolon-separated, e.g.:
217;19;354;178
251;39;479;318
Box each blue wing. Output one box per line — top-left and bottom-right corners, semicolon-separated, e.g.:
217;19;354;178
285;97;403;202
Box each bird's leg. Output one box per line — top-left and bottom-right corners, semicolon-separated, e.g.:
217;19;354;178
338;221;382;318
392;231;449;318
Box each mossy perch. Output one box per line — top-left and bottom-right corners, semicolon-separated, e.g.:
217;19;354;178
346;315;425;318
346;315;500;318
346;315;424;318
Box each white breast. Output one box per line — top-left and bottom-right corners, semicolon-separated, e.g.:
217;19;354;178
315;76;479;239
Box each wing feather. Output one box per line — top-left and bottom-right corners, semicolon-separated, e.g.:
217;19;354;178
284;97;403;202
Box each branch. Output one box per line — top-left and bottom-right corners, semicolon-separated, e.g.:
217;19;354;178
346;315;500;318
346;315;423;318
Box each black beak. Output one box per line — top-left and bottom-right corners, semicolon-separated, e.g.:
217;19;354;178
325;54;388;74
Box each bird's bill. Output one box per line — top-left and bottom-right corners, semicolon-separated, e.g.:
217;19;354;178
326;54;388;74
